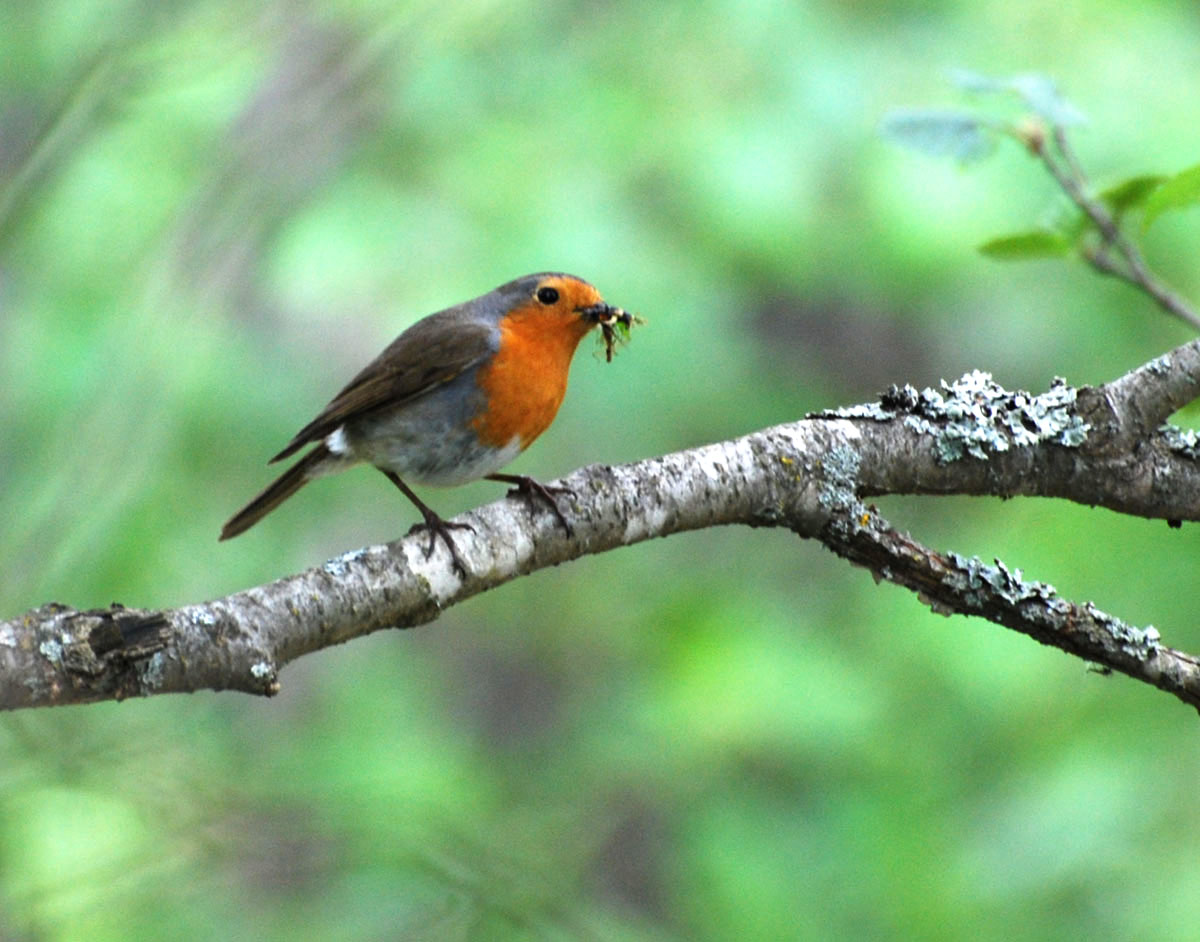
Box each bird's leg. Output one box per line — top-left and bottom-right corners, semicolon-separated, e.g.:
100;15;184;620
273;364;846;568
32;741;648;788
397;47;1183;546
381;470;474;576
485;473;573;536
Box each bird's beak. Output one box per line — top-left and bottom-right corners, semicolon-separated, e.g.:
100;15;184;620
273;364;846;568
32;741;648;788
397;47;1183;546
578;302;629;326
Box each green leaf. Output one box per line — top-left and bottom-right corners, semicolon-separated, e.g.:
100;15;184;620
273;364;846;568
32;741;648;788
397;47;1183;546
879;109;994;163
1043;198;1090;241
945;69;1087;127
978;231;1072;260
1099;175;1165;218
1007;74;1087;127
1143;163;1200;229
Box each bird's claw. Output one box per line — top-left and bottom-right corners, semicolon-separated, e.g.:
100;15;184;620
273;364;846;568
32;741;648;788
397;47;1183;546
409;516;474;577
488;474;573;536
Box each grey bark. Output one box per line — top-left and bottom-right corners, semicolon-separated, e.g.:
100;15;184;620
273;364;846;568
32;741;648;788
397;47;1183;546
4;336;1200;713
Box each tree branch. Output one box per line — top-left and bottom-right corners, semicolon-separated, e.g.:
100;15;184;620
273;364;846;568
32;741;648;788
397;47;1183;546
6;337;1200;713
1025;124;1200;329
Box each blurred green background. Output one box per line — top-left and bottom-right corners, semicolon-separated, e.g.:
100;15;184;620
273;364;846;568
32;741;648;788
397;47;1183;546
3;1;1200;939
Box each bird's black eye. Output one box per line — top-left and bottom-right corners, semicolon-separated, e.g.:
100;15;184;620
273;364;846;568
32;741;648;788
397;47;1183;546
536;286;560;305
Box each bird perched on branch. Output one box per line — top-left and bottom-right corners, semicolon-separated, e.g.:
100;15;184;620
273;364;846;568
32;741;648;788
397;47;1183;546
220;272;632;574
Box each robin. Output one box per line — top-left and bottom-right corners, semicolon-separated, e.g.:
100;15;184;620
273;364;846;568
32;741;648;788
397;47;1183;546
220;272;631;574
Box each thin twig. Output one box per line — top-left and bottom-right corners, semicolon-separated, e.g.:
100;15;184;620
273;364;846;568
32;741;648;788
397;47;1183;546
1024;125;1200;330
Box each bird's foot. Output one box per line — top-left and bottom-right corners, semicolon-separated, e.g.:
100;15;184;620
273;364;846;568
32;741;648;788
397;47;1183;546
486;473;573;536
409;511;475;577
382;469;474;577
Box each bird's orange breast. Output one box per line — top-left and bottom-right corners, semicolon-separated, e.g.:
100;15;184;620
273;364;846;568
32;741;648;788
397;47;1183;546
470;304;594;450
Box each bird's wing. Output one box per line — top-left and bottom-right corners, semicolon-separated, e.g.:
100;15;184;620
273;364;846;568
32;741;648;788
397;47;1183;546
269;314;497;463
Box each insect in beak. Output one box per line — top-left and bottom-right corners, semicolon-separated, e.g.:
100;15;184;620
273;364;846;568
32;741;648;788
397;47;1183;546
580;304;642;362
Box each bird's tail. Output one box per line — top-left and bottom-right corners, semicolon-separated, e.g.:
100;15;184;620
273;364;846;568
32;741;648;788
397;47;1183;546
219;445;334;541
